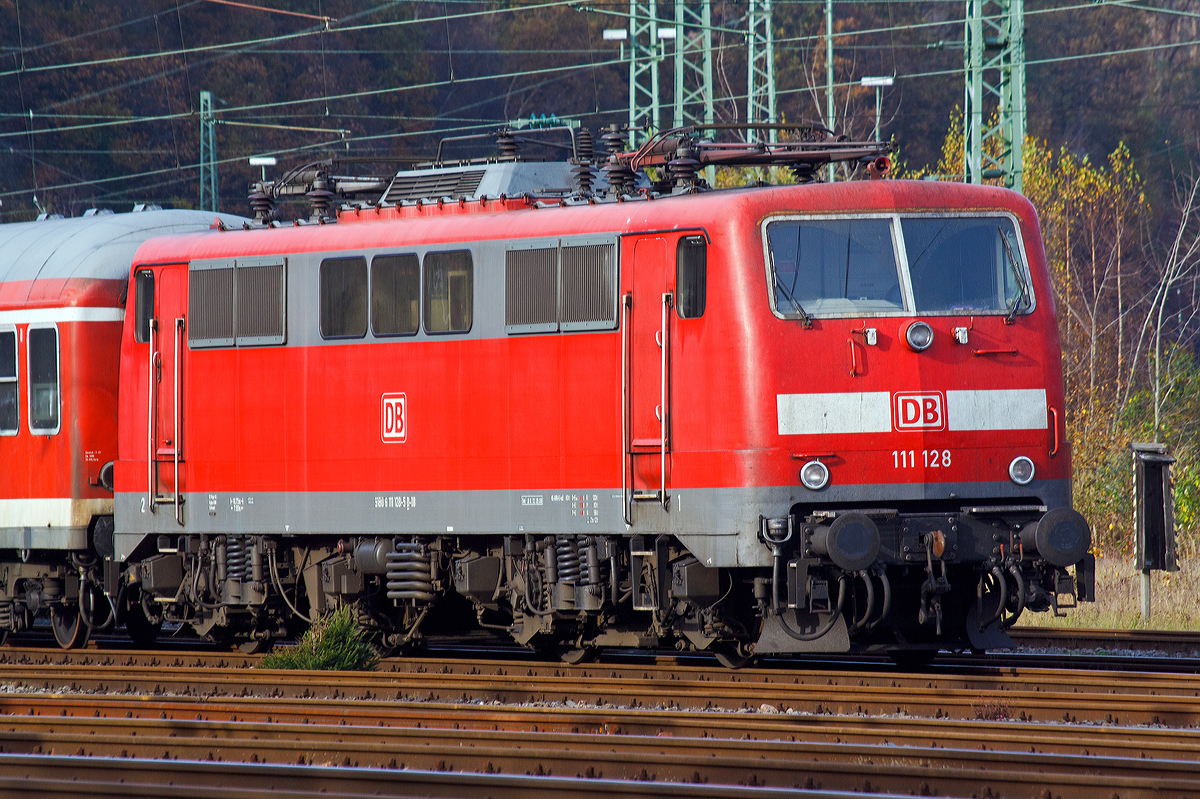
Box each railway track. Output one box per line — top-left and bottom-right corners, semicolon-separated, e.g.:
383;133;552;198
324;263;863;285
0;692;1196;798
2;655;1200;724
1009;625;1200;656
0;640;1198;797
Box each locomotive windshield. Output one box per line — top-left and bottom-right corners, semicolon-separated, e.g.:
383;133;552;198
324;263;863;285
764;214;1033;318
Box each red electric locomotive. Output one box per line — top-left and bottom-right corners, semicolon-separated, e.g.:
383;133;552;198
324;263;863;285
105;126;1094;663
0;207;248;647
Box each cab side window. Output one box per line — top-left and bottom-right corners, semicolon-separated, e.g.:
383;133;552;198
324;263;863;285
28;325;59;434
0;327;16;435
134;269;155;343
676;236;707;319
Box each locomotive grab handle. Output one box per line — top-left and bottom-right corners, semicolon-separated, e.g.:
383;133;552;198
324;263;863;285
1048;406;1060;457
147;318;157;514
660;292;672;511
621;293;632;526
174;317;185;525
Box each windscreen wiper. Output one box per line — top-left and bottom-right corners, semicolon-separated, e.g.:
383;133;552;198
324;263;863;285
999;228;1030;325
774;277;813;328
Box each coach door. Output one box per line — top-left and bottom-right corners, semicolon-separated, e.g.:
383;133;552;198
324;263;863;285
148;264;187;525
624;236;673;520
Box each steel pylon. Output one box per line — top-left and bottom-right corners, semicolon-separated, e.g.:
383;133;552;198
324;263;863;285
199;90;219;212
746;0;776;143
964;0;1026;192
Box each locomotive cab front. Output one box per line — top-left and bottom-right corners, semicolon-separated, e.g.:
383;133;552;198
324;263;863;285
753;187;1093;659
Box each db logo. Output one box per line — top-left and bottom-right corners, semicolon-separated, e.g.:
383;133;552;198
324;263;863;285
381;393;407;443
893;391;945;431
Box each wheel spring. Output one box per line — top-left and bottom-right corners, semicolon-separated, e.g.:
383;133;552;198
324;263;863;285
0;602;13;631
225;536;248;582
385;543;435;602
556;536;583;585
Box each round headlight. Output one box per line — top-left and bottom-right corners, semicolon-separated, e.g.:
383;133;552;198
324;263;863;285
800;460;830;490
904;320;934;351
1009;456;1035;485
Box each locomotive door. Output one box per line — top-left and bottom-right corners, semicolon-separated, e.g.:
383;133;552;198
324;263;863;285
149;264;187;525
624;236;672;519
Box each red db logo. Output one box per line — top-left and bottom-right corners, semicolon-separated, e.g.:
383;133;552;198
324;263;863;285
893;392;945;431
382;393;407;443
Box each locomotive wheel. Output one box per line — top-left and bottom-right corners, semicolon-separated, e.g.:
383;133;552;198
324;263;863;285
0;629;8;648
712;643;754;670
556;646;597;665
239;637;274;655
51;605;90;650
122;588;162;646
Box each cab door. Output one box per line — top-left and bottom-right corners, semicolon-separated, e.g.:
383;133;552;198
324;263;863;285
147;264;188;525
625;236;673;519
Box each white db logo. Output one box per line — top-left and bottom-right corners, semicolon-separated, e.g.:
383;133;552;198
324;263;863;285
893;391;945;430
382;393;407;442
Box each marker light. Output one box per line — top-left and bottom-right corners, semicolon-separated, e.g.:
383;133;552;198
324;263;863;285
1009;456;1035;485
800;460;830;490
904;320;934;351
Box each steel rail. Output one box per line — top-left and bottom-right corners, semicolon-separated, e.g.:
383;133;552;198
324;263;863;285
1;710;1197;798
2;661;1200;726
3;696;1200;761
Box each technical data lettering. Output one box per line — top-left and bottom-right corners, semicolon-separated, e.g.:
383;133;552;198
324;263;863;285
375;495;418;510
551;492;601;523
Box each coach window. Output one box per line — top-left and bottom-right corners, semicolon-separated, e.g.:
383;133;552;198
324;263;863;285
28;324;59;435
320;257;368;339
676;236;707;319
0;326;16;435
134;269;154;343
371;254;420;336
423;251;473;334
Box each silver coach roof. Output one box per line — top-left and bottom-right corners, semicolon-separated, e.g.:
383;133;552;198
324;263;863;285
0;208;249;293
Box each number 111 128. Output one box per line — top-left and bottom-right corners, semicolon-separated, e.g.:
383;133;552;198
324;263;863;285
893;449;952;468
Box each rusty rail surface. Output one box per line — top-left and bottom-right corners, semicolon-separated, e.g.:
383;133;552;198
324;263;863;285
0;700;1197;798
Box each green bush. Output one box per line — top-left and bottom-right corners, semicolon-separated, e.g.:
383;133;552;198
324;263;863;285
257;605;379;671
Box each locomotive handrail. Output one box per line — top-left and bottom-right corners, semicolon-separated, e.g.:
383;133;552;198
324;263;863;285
147;317;157;515
174;316;185;526
1049;407;1060;457
621;293;632;527
660;291;672;511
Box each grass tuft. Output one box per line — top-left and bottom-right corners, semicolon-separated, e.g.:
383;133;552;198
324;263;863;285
257;606;380;671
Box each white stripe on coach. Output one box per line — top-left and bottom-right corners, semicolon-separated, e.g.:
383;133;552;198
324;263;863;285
946;388;1047;431
777;392;892;435
0;307;124;324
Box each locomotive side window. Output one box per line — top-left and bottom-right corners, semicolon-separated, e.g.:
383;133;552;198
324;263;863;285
506;247;558;333
903;217;1033;314
320;257;369;339
676;236;707;319
28;325;59;435
134;269;155;344
0;327;16;435
766;218;903;317
372;254;420;337
424;251;473;334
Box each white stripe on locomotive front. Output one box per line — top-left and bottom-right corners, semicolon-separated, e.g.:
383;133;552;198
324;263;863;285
777;388;1049;434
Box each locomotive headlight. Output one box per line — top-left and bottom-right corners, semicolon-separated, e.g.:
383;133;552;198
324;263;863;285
800;460;830;490
903;320;934;352
1009;456;1035;485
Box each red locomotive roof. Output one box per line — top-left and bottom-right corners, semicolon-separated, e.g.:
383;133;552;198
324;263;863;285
132;180;1038;267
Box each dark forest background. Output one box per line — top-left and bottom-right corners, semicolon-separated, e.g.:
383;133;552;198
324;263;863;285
2;0;1198;217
